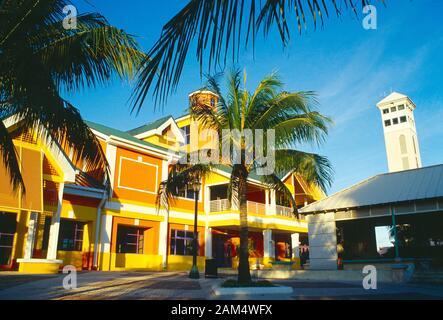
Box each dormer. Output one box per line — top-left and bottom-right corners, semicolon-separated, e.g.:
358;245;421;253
127;116;185;148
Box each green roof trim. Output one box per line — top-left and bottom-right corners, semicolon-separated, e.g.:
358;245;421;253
126;116;172;136
86;120;176;155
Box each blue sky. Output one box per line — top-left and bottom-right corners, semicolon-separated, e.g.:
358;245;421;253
69;0;443;194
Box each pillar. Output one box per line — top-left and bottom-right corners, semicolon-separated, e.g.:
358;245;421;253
307;212;338;270
98;214;113;271
291;233;300;259
205;227;213;258
46;183;64;260
263;229;274;267
158;158;170;269
23;212;38;259
269;190;276;215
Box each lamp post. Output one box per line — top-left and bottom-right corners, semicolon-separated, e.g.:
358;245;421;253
189;178;201;279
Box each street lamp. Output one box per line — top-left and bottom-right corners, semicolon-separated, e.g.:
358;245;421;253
189;178;202;279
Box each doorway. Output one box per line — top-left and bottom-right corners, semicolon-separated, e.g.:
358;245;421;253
0;212;17;268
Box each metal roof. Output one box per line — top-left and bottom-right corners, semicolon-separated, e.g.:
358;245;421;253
300;164;443;214
85;120;173;154
126;116;173;136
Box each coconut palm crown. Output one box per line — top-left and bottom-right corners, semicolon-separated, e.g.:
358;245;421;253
157;69;333;284
0;0;145;191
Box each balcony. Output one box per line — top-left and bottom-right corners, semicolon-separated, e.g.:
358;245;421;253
209;199;231;212
209;199;295;218
276;204;293;218
247;201;266;215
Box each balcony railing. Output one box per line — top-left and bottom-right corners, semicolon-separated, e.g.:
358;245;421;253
210;199;231;212
209;199;301;219
276;205;294;218
247;201;266;215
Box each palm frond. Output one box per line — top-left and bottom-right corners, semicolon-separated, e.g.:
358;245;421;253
0;119;24;191
274;148;333;192
132;0;382;108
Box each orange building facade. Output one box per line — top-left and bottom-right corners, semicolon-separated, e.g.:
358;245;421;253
0;90;322;273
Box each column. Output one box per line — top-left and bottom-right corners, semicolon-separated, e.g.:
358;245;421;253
98;214;113;271
263;229;273;267
265;189;270;215
307;212;338;270
269;190;276;215
291;233;300;259
23;212;38;259
158;159;170;269
46;183;64;260
205;227;213;258
159;213;168;269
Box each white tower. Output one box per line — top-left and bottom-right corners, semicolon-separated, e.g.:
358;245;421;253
377;92;422;173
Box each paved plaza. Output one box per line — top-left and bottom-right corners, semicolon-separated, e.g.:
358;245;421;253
0;271;443;300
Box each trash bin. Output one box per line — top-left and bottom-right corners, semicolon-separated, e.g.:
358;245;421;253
205;259;218;278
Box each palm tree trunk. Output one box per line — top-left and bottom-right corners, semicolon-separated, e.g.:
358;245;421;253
237;173;251;284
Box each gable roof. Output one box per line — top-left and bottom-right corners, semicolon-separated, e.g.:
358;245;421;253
86;120;177;156
377;91;410;106
300;164;443;214
127;116;172;136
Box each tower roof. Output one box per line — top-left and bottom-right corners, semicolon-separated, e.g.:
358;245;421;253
377;91;412;108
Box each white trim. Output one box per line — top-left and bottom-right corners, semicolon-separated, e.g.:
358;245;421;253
17;259;63;264
109;136;179;160
89;128;109;141
117;156;158;195
188;90;219;98
134;117;185;144
106;144;117;196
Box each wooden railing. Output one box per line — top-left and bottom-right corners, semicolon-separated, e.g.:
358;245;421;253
247;201;266;215
209;199;231;212
209;200;302;219
276;205;294;218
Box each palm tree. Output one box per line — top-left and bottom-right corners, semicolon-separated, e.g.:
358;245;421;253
132;0;379;108
157;70;333;284
0;0;145;191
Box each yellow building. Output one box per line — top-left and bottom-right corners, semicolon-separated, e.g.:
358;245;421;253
0;90;322;274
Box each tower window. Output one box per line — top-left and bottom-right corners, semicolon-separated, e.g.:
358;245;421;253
383;109;389;114
400;116;407;123
393;118;399;125
398;104;405;111
210;98;215;107
399;135;408;154
384;120;391;127
390;106;397;112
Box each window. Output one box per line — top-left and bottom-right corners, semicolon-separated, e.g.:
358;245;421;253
116;225;146;254
210;98;216;108
58;220;85;252
391;106;397;112
384;120;391;127
399;135;408;154
170;229;198;256
398;104;405;111
393;118;399;125
400;116;407;123
174;185;197;200
182;125;191;145
383;109;389;114
375;226;394;257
